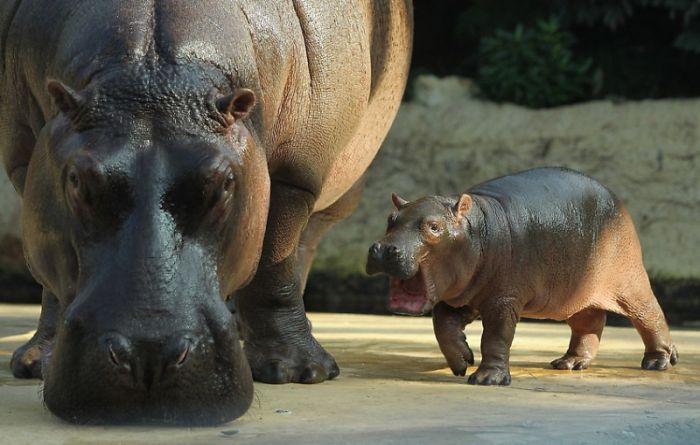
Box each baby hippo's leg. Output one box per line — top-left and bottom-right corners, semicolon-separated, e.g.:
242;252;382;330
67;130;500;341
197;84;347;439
619;289;678;370
432;302;479;376
468;298;521;385
551;308;606;370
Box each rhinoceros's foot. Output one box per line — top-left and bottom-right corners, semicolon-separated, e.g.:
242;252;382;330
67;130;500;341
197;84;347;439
10;337;51;379
550;354;592;371
467;364;511;386
641;345;678;371
244;332;339;384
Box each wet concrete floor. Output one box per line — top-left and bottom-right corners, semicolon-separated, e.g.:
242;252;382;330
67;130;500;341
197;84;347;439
1;304;699;445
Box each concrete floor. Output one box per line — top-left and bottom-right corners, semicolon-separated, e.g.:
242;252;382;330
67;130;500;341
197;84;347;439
1;304;699;445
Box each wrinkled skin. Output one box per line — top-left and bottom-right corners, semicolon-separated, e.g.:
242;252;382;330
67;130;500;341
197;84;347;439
367;167;678;385
0;0;412;424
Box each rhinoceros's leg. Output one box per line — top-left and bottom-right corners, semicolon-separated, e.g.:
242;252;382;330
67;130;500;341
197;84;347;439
432;302;479;377
10;288;59;379
237;179;364;384
551;308;606;370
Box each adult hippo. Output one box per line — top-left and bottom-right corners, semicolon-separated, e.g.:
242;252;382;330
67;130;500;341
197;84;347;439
0;0;412;425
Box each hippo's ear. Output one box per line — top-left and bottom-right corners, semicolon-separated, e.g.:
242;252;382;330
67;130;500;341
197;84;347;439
47;80;85;116
391;192;408;209
453;193;473;221
216;88;257;122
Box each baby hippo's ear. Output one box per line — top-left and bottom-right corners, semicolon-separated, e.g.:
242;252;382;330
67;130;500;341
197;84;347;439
391;192;408;209
454;193;473;221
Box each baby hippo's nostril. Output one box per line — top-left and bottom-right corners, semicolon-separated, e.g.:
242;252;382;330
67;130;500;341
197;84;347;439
100;333;133;373
387;245;401;259
370;242;383;258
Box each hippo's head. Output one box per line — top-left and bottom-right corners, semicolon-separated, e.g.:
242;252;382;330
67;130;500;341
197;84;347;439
366;193;478;315
20;66;269;425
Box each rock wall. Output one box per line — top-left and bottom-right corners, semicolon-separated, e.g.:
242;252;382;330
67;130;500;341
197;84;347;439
0;76;698;317
307;76;700;322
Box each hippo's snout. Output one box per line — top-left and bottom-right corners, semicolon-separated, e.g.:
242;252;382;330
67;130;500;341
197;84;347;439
366;242;386;275
366;242;417;279
42;297;253;425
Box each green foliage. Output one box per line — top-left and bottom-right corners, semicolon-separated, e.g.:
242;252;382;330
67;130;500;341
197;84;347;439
477;18;592;108
563;0;700;52
411;0;700;100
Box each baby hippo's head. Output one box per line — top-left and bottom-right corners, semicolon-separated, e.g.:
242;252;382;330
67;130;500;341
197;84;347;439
366;193;474;315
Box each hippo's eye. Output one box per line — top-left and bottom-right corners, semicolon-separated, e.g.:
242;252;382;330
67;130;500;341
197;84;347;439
223;172;235;192
68;170;80;189
424;221;443;237
209;169;235;208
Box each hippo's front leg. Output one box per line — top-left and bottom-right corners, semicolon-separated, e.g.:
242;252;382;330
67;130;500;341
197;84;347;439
432;302;479;376
236;182;338;384
10;289;59;379
468;297;521;386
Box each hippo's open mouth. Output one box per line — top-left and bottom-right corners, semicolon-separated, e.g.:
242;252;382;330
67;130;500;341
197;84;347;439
388;265;437;315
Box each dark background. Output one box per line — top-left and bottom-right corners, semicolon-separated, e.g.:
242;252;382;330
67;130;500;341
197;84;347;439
408;0;700;103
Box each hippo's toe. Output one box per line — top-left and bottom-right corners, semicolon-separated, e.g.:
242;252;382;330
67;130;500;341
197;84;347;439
550;354;592;371
467;365;511;386
299;362;332;384
443;340;474;377
641;346;678;371
10;340;49;379
255;359;293;383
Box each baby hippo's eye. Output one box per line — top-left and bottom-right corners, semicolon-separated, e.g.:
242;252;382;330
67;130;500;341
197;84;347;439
387;212;398;227
423;220;442;236
421;219;443;244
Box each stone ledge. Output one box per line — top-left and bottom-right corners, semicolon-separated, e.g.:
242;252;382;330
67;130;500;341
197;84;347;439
303;273;700;327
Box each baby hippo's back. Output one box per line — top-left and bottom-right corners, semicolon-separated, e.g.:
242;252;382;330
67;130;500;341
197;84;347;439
470;167;643;320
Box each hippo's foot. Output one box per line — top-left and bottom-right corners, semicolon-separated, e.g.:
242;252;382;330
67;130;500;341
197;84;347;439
467;364;511;386
441;337;475;377
550;354;592;371
10;337;51;379
242;310;339;384
245;335;339;384
641;345;678;370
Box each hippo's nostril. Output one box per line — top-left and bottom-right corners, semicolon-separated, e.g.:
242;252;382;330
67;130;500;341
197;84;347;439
100;333;133;372
370;242;382;256
175;343;190;366
108;344;119;366
167;334;196;368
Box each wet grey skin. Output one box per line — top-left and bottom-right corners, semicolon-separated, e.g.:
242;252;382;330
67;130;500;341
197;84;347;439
0;0;413;425
368;167;678;386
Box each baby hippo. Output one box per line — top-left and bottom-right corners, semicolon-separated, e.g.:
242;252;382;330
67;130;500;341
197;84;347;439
366;167;678;385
